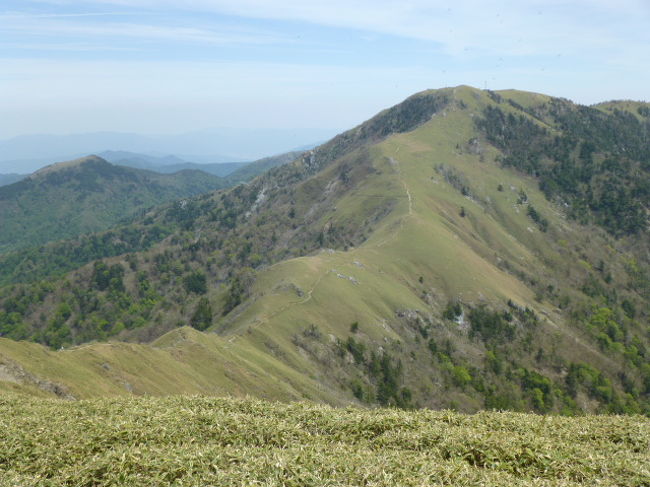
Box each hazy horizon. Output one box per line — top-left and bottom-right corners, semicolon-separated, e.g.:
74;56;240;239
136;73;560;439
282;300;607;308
1;1;648;141
0;126;337;173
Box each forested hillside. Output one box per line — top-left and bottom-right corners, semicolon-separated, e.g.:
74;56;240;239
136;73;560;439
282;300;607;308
477;91;649;236
0;156;225;253
0;173;25;187
0;151;305;284
0;86;647;415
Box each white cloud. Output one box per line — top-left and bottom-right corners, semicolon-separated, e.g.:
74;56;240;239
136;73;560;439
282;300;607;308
29;0;650;57
2;1;648;137
0;14;290;45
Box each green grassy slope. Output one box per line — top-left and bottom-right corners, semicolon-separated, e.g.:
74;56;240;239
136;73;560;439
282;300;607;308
594;99;650;120
1;394;648;486
0;86;647;414
213;86;648;412
0;327;337;403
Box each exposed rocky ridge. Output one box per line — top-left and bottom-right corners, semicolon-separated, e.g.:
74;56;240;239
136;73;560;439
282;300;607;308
0;356;75;399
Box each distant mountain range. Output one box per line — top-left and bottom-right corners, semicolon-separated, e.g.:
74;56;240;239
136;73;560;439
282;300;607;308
0;150;303;255
0;128;334;173
0;149;301;187
98;151;248;177
0;174;25;186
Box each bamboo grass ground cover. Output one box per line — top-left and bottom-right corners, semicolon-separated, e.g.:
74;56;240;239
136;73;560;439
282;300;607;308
1;394;648;486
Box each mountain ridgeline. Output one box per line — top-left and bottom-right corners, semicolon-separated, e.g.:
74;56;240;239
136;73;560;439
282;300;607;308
0;86;648;416
0;173;26;187
0;156;225;254
477;91;649;236
0;151;303;283
97;151;249;177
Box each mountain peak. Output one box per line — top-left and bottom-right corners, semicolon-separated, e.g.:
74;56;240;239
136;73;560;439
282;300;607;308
0;86;647;417
30;154;108;178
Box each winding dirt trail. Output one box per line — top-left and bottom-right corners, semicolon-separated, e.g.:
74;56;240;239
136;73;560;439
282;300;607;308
373;153;413;249
226;148;413;345
225;269;330;345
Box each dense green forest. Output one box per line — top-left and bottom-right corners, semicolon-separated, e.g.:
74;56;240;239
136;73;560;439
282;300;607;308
0;156;225;254
0;151;304;285
476;95;649;236
0;148;381;346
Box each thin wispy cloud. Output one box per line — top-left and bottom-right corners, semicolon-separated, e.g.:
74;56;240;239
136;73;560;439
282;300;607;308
1;0;648;138
1;17;291;46
0;11;131;18
30;0;650;57
0;42;143;52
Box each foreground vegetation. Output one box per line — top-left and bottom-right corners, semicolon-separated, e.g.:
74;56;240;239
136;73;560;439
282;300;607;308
0;394;648;486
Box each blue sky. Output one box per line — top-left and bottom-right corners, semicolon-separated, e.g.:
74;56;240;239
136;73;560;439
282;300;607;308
1;0;649;139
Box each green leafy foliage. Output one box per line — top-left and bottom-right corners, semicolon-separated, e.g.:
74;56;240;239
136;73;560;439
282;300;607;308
468;305;515;342
183;271;207;294
190;297;213;331
222;268;255;315
526;204;548;232
477;102;649;236
443;300;463;320
0;156;226;254
92;262;125;292
0;222;172;286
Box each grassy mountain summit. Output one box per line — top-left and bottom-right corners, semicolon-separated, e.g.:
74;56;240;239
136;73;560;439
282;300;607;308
0;155;225;254
0;86;648;415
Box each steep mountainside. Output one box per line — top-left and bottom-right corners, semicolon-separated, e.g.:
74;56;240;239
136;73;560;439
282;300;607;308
0;86;648;415
0;156;226;254
0;151;306;285
221;150;304;183
97;149;303;188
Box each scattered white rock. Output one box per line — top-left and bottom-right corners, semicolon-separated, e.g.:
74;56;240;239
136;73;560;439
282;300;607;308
333;270;359;285
245;186;267;218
